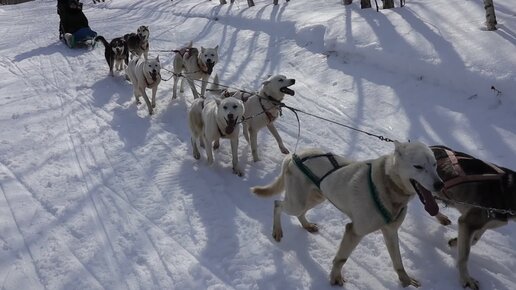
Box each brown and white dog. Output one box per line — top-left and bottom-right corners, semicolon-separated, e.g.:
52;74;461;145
171;42;219;99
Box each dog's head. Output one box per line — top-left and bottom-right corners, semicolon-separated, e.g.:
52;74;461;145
111;37;126;56
145;56;161;81
137;25;150;42
217;97;245;135
260;74;296;101
393;141;444;216
200;45;219;74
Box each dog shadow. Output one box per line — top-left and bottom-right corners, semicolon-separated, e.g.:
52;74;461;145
110;101;151;150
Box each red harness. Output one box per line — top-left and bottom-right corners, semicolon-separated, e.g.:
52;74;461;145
431;145;505;192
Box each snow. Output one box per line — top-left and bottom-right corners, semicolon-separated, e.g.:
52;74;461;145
0;0;515;289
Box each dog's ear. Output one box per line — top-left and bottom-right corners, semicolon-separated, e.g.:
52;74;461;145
215;98;221;106
214;45;219;51
262;80;270;86
201;46;205;53
156;55;160;62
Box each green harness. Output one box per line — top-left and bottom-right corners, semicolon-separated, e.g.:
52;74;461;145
292;154;395;224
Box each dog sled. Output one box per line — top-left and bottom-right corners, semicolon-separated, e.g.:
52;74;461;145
57;0;97;48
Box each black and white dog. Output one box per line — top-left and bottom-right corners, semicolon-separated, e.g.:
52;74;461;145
124;26;150;61
95;35;129;76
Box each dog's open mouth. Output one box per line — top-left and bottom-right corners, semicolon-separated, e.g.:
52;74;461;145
150;71;159;81
411;179;439;216
224;116;238;135
280;80;296;96
205;61;215;75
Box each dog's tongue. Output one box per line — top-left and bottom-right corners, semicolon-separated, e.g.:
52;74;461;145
206;62;215;75
225;118;236;135
414;182;439;216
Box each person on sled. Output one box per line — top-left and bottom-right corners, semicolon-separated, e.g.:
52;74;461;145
57;0;97;48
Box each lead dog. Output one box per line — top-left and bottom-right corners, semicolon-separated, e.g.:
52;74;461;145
125;55;161;115
188;96;245;176
426;145;516;290
221;74;295;162
94;35;128;76
171;42;219;99
252;141;444;287
124;25;150;60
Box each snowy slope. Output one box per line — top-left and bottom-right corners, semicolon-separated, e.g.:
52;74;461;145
0;0;515;289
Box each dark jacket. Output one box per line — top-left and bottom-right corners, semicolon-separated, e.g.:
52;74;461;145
59;6;89;34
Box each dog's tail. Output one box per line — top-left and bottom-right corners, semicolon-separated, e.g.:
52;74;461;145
251;155;291;197
94;35;109;48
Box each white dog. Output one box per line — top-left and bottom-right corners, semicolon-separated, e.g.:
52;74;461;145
188;96;245;176
252;141;444;287
172;42;219;99
223;74;295;162
125;55;161;115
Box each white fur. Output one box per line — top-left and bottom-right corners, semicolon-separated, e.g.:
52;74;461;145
172;43;219;99
230;74;295;162
188;96;245;176
125;55;161;115
252;141;443;287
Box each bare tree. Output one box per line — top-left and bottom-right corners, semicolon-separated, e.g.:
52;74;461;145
483;0;498;30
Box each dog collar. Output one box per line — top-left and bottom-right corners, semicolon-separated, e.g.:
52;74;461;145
259;96;283;123
367;163;394;224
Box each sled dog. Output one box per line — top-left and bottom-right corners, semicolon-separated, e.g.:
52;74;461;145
188;96;245;176
427;145;516;290
125;55;161;115
124;25;150;60
252;141;444;287
222;74;295;162
94;35;128;76
171;42;219;99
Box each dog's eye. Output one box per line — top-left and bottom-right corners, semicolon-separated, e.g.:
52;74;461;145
279;79;284;82
233;105;237;109
223;106;227;110
413;165;423;170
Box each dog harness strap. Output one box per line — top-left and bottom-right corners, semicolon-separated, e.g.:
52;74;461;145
292;154;322;188
431;145;506;193
292;153;347;189
259;97;276;123
367;163;393;224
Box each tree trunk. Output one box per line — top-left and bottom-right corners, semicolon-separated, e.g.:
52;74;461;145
219;0;227;4
361;0;371;9
274;0;278;4
342;0;353;5
483;0;498;30
383;0;394;9
247;0;255;7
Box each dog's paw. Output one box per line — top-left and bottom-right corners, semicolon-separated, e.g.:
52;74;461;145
303;223;319;233
280;147;290;154
233;167;244;177
329;272;345;286
436;212;452;226
400;276;420;288
272;228;283;242
448;237;458;247
193;152;201;160
213;140;220;150
461;276;479;290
